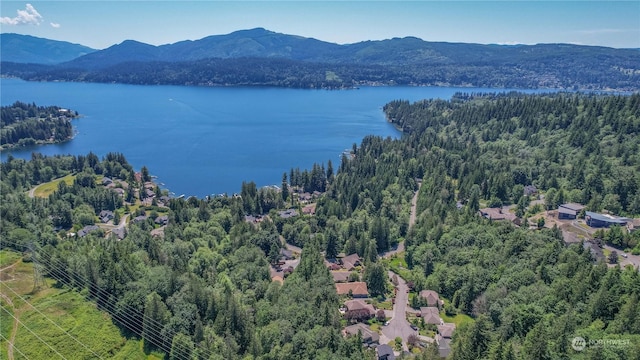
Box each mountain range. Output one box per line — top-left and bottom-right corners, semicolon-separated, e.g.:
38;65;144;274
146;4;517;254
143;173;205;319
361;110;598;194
2;28;639;90
0;33;96;65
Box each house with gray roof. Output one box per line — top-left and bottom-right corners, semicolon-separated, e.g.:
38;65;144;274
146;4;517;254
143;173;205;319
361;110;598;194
586;211;629;228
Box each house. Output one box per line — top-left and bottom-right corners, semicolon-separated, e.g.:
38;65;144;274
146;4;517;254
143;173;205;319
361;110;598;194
343;323;379;344
331;271;351;283
145;188;156;198
420;307;442;325
302;203;316;215
479;208;517;222
437;323;456;339
325;259;342;271
341;253;362;271
155;215;169;226
280;248;294;260
436;334;452;358
585;211;629;228
626;219;640;234
419;290;443;308
558;203;585;220
524;185;538;196
133;215;148;223
298;192;312;202
111;227;126;240
78;225;100;237
377;344;395;360
112;187;125;197
336;282;369;298
99;210;114;223
344;299;375;321
278;209;298;219
102;177;113;186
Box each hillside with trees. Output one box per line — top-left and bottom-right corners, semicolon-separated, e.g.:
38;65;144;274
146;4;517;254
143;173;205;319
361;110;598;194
1;101;78;150
2;29;639;91
1;92;639;359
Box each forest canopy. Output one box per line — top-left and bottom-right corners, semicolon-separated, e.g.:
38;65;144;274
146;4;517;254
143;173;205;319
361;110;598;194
1;92;639;359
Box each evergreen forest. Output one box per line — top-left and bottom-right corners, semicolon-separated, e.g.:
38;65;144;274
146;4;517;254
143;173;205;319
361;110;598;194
1;101;77;149
1;92;640;359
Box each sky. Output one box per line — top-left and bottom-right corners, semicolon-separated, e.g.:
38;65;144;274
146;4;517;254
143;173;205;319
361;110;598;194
1;1;639;50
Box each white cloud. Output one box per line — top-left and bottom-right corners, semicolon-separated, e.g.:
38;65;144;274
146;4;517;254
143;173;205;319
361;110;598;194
0;4;43;26
50;22;61;28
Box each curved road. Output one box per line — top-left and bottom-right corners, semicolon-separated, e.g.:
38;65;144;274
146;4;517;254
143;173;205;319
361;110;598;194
381;270;416;352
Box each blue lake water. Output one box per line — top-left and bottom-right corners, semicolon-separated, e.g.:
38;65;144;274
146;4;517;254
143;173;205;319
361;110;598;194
1;78;544;196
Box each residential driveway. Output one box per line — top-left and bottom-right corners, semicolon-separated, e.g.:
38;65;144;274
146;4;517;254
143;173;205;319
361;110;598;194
381;270;417;351
603;244;640;270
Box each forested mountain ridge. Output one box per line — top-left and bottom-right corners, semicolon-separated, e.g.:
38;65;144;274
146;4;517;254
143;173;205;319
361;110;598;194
1;92;640;359
2;29;639;90
0;33;96;64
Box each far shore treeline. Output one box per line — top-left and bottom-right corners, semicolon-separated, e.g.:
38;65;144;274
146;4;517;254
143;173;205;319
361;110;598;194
1;91;639;359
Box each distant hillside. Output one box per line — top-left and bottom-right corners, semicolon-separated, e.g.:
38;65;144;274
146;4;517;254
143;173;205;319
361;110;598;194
2;28;639;90
0;33;96;64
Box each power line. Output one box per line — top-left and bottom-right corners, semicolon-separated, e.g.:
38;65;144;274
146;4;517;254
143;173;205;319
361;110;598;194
3;240;204;360
0;282;104;359
0;305;67;359
0;332;31;360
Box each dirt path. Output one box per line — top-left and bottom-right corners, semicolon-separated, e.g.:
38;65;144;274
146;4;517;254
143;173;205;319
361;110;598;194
383;182;421;259
408;181;422;229
27;185;38;199
0;262;19;360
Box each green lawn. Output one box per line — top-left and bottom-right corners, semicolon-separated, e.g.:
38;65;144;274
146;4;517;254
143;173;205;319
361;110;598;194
440;312;474;327
32;174;76;198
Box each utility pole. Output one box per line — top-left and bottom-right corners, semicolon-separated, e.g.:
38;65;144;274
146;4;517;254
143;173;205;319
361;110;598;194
29;243;45;292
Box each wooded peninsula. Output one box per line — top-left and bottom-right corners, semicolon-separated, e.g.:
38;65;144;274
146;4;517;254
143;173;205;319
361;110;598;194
1;92;639;359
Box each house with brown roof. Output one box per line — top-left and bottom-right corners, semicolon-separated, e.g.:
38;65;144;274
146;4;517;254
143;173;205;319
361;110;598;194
419;290;443;308
437;323;456;339
420;307;442;325
341;253;362;271
336;282;369;298
331;271;351;283
325;260;341;271
302;203;316;215
344;299;375;322
479;208;517;222
343;323;379;344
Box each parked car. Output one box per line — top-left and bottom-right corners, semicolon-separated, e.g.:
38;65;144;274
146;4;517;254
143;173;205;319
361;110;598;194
621;253;628;258
410;324;418;330
384;321;390;326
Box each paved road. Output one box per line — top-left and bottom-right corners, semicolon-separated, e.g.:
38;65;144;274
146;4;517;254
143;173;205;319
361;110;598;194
381;270;417;352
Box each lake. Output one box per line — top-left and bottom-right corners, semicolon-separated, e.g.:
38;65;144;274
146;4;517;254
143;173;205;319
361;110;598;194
1;78;543;197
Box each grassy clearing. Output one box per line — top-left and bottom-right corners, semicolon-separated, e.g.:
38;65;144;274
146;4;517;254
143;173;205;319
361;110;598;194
0;250;22;268
2;260;152;359
384;254;412;281
325;71;341;82
1;297;14;358
32;174;75;198
440;312;474;327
